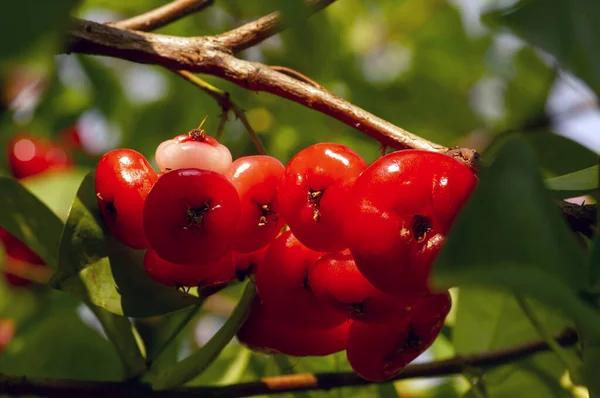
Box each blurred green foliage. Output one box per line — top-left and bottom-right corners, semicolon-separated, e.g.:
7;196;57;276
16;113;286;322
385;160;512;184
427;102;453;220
0;0;599;397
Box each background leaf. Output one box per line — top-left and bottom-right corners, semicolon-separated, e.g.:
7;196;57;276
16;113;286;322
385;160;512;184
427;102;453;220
0;291;123;381
485;0;600;96
433;137;600;340
0;176;65;268
454;287;574;397
148;282;256;390
545;166;598;199
50;173;200;317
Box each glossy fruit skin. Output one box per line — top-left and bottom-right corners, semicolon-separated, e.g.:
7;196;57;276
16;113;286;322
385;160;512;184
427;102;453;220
277;143;367;252
143;249;235;287
155;133;232;175
308;251;413;323
8;134;72;179
96;149;158;250
143;168;241;266
237;299;350;356
344;150;476;297
346;292;451;381
255;230;346;329
225;156;285;253
1;229;45;287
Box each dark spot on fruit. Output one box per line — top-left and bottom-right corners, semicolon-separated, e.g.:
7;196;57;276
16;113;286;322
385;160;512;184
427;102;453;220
411;215;431;242
185;202;211;228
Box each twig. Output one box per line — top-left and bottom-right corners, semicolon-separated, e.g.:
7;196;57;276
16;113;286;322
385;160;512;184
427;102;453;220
214;0;338;54
111;0;214;32
215;109;229;140
0;328;579;397
172;70;267;154
66;19;446;155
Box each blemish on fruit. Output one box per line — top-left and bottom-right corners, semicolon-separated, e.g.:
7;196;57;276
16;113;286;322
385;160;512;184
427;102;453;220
411;215;431;242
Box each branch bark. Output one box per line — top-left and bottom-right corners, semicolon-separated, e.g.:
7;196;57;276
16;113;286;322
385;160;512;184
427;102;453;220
66;19;445;153
0;328;578;397
111;0;214;32
213;0;338;54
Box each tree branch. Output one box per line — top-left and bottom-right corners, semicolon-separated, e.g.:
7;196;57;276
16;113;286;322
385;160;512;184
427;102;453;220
213;0;338;54
65;19;446;154
0;328;579;397
111;0;214;32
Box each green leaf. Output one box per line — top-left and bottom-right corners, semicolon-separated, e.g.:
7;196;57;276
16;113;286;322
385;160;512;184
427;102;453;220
433;137;600;339
524;133;599;178
21;169;88;220
485;0;600;96
0;291;123;381
148;282;257;390
0;176;65;268
50;172;200;317
0;0;80;64
87;305;146;378
545;166;598;199
455;288;574;398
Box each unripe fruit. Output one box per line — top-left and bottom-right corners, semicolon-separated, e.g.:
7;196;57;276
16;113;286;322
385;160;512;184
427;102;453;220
225;155;285;253
8;134;72;179
344;150;476;297
277;143;367;252
155;121;232;174
96;149;158;249
143;249;235;287
237;299;350;356
255;230;346;329
143;168;240;266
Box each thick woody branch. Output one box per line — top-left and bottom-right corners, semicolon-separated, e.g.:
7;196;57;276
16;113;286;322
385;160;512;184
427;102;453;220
214;0;338;53
66;19;444;153
0;328;578;397
111;0;214;32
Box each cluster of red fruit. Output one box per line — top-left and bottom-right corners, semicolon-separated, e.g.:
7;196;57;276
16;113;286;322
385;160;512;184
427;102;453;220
96;123;476;381
1;132;75;286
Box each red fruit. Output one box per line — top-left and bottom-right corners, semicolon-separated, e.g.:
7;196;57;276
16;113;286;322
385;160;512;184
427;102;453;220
0;229;46;287
346;292;451;381
155;122;232;174
96;149;158;249
344;150;476;297
8;134;72;179
308;251;413;323
0;319;15;353
237;299;350;356
225;155;285;253
255;230;346;329
143;249;235;287
277;143;367;252
233;246;267;281
59;125;83;151
143;168;240;266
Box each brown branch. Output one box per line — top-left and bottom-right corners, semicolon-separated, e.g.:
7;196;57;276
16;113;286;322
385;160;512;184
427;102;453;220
269;65;325;89
0;328;578;397
65;19;445;154
111;0;214;32
214;0;338;54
